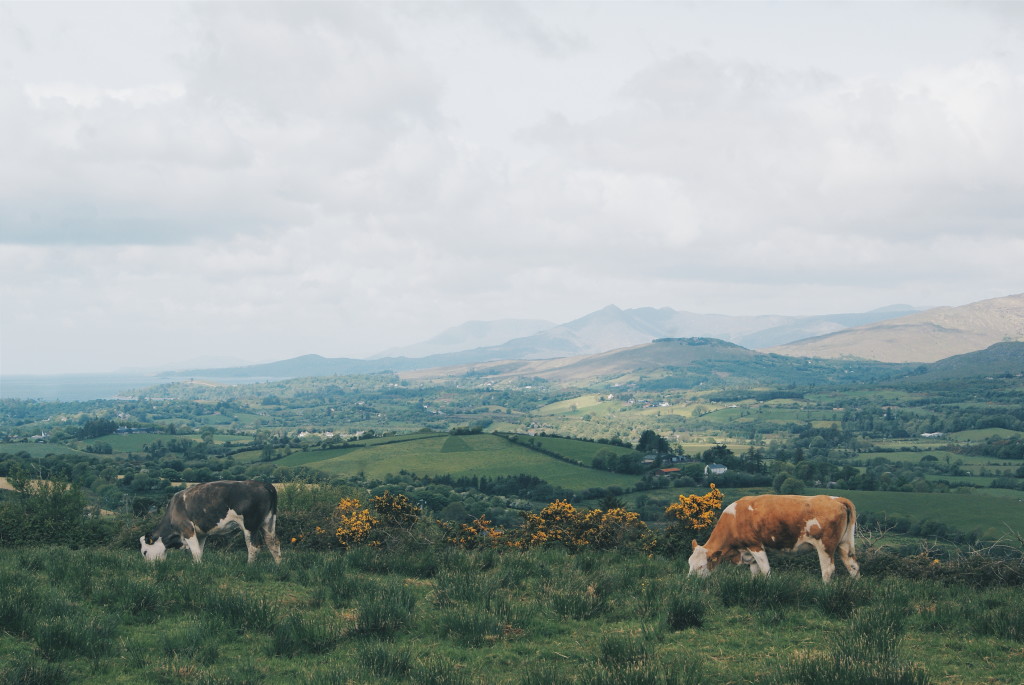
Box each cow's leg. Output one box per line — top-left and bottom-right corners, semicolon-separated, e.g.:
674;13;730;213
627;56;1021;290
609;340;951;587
838;542;860;578
747;547;771;576
183;533;204;563
242;528;259;564
262;514;282;564
813;542;836;582
739;549;763;576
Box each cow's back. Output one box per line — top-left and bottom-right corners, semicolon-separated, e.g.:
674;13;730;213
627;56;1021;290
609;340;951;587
726;494;850;551
180;480;276;533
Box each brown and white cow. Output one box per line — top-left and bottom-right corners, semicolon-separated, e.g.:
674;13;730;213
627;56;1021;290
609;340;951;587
140;480;282;564
688;494;859;582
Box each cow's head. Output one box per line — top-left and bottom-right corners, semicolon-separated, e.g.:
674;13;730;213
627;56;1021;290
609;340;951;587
687;539;725;577
140;532;180;561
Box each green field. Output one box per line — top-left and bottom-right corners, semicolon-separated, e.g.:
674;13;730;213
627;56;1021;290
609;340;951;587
529;435;637;466
0;442;86;458
809;487;1024;540
246;433;642;491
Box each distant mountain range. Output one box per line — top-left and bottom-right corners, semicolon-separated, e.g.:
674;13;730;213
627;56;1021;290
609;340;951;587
767;293;1024;363
170;302;923;379
168;293;1024;382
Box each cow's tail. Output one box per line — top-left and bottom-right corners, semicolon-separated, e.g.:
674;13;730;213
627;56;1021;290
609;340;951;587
259;481;279;540
840;497;857;555
262;481;279;515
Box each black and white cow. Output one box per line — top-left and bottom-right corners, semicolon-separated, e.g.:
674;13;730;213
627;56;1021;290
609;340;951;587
140;480;282;564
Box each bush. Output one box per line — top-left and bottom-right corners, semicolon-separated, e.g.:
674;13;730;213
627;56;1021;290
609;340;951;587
0;476;111;546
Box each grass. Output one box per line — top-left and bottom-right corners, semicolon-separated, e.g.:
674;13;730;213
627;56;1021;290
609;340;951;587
1;543;1023;684
811;487;1024;540
252;433;641;491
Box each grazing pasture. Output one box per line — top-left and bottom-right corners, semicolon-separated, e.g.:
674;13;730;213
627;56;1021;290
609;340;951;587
1;543;1021;684
238;433;641;491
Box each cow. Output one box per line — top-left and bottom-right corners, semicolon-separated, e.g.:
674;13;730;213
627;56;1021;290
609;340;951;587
140;480;282;564
688;494;859;582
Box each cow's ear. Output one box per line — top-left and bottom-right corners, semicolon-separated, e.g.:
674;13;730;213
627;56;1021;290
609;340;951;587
710;550;723;562
691;539;698;550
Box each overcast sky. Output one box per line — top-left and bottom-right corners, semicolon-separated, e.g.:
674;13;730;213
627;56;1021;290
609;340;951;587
2;2;1024;375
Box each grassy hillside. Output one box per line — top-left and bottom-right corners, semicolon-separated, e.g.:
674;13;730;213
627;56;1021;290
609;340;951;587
241;433;641;491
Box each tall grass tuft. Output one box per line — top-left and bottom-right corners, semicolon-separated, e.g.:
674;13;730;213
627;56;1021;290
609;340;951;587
776;582;929;685
0;653;72;685
816;576;873;618
34;612;119;660
353;579;417;637
202;588;279;633
552;581;606;622
665;590;707;631
410;655;473;685
433;567;496;606
713;568;810;610
437;606;503;647
358;641;414;678
160;619;221;666
268;613;343;656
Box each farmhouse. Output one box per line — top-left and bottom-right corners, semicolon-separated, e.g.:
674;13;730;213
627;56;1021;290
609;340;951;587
704;463;728;476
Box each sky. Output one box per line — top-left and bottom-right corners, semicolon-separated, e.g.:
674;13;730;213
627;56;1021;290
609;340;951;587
2;1;1024;375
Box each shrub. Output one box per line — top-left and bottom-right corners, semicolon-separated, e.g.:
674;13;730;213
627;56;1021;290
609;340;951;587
661;484;723;554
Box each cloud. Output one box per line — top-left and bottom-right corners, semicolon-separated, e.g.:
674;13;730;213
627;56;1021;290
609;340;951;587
3;2;1024;374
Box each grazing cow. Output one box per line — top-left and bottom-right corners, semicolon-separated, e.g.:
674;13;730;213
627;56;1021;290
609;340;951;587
140;480;282;564
688;494;859;582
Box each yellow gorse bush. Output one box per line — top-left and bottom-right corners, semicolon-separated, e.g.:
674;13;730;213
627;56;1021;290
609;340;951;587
334;497;377;548
513;500;655;552
664;483;723;531
333;491;421;549
441;514;505;549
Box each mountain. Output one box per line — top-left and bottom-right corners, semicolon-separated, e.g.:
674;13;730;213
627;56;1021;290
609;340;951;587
400;337;908;387
385;304;921;364
765;293;1024;363
172;303;921;379
372;318;555;358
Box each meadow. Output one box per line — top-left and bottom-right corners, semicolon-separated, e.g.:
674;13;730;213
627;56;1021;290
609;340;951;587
235;433;642;491
1;540;1022;685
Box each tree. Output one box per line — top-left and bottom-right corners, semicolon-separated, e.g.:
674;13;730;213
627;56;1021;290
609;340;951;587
779;477;806;495
638;429;669;454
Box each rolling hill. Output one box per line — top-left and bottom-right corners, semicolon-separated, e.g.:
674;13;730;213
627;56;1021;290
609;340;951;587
764;293;1024;363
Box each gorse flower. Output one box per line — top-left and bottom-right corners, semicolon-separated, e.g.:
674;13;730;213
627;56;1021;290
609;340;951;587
335;497;377;548
664;484;723;531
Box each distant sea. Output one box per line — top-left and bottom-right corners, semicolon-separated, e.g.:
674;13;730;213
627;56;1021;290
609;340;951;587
0;373;278;402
